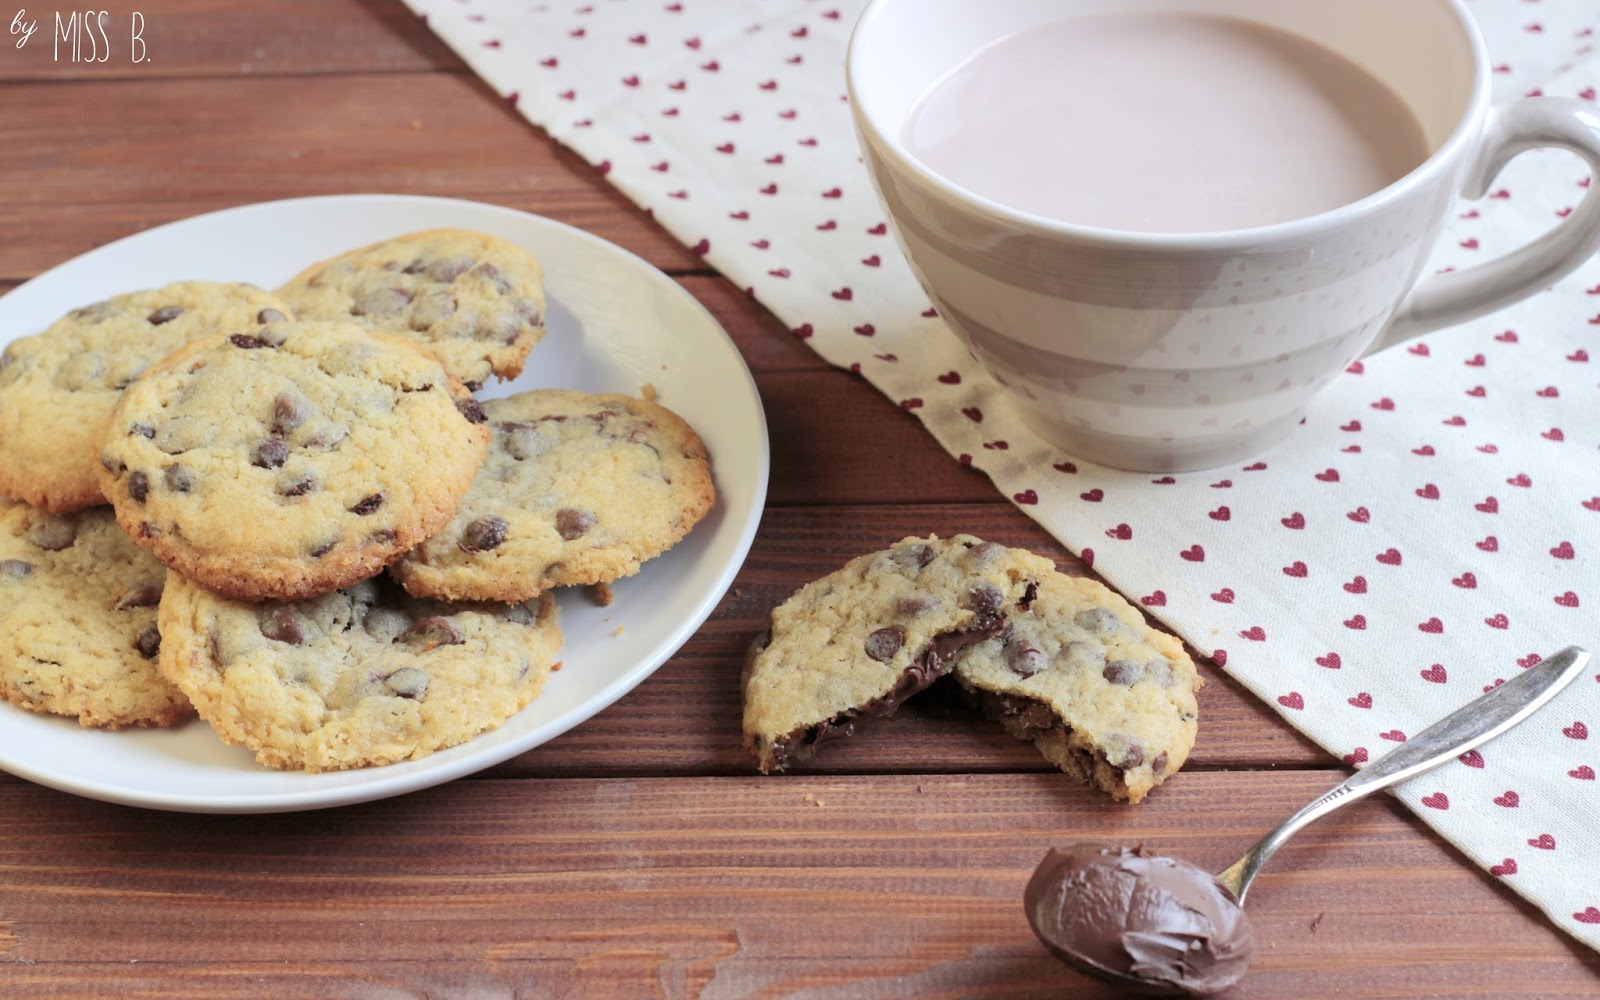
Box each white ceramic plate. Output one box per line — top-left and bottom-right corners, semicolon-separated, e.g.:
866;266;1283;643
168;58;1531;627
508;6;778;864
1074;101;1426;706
0;195;768;813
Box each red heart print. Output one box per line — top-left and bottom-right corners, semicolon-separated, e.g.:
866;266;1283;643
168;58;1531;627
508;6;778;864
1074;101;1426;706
1586;498;1600;511
1212;649;1226;666
1477;443;1499;453
1014;490;1038;505
1495;329;1518;342
1208;506;1230;521
1180;544;1206;561
1106;524;1133;540
1507;473;1532;487
1080;548;1094;567
1315;468;1340;482
539;56;558;67
1518;653;1542;668
1283;561;1308;578
1316;652;1342;669
1570;349;1590;362
1420;664;1447;683
1343;576;1367;594
1535;386;1560;398
872;353;897;363
1576;907;1600;923
690;239;710;255
1419;617;1444;633
1465;385;1487;397
1141;591;1167;607
1565;721;1589;740
1421;792;1449;809
937;371;961;385
1347;360;1364;374
761;183;779;195
1529;834;1556;850
1484;678;1505;692
792;323;813;339
1465;353;1486;366
729;210;749;220
1543;427;1565;441
1240;626;1266;641
861;255;881;267
961;407;983;423
1490;859;1518;876
700;60;719;72
1348;692;1372;708
1210;479;1232;489
1377;548;1402;565
1344;747;1369;764
1415;483;1440;499
1444;415;1467;426
1054;462;1077;474
1381;730;1407;742
623;75;642;88
1459;238;1479;250
982;440;1009;450
821;187;843;198
831;287;853;300
1408;343;1430;356
1477;536;1499;552
1551;541;1575;559
853;324;875;336
767;154;786;165
920;308;936;318
1476;496;1499;513
1494;791;1520;807
1281;512;1306;529
867;222;888;235
751;239;770;250
816;219;837;231
1485;613;1509;629
1278;692;1304;710
594;158;612;174
1371;397;1395;411
1080;489;1104;503
1211;588;1236;604
1459;750;1483;768
1413;445;1436;457
899;398;923;410
1555;592;1580;608
1341;420;1362;432
633;133;652;143
1150;475;1175;484
1572;766;1596;780
722;112;741;122
1345;614;1368;630
1453;572;1477;589
1347;507;1370;523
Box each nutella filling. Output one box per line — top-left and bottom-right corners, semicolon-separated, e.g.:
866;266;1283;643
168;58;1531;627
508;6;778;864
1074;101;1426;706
768;610;1006;768
1025;844;1254;996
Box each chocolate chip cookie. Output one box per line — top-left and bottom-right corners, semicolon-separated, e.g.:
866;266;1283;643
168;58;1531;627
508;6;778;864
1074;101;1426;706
741;535;1059;773
391;390;715;602
94;319;491;601
954;573;1201;803
0;281;293;513
157;572;561;772
276;228;546;391
0;499;190;729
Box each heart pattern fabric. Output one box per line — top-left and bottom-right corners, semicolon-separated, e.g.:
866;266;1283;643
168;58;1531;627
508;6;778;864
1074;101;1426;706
408;0;1600;951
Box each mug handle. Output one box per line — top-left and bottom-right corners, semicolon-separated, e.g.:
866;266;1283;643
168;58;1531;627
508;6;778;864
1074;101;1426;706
1368;97;1600;353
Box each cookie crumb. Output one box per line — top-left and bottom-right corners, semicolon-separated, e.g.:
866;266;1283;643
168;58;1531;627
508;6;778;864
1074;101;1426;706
802;793;826;807
640;382;658;402
588;581;614;607
613;625;625;636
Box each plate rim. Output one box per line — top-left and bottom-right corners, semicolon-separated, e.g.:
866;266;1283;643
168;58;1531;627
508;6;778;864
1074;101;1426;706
0;193;770;813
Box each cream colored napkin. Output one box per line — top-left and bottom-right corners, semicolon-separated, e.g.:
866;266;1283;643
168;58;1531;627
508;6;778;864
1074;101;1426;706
405;0;1600;948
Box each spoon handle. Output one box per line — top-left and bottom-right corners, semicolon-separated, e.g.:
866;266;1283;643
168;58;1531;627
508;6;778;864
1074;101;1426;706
1216;645;1591;902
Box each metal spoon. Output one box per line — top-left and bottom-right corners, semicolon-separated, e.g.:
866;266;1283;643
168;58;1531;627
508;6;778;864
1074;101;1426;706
1027;644;1593;996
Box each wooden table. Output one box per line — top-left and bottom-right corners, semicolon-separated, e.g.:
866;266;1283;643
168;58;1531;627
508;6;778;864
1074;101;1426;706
1;4;1595;997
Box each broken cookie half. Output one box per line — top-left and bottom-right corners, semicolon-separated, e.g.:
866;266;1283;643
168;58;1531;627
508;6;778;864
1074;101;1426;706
741;534;1054;773
740;534;1203;803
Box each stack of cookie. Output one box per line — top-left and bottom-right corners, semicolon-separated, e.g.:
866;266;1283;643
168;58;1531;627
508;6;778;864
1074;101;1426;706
741;535;1202;803
0;229;715;773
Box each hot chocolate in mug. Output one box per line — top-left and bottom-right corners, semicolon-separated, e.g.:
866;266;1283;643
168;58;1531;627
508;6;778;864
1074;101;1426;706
848;0;1600;471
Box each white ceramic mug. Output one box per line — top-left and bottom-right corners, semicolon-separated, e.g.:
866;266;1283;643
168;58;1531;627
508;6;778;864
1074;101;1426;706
847;0;1600;471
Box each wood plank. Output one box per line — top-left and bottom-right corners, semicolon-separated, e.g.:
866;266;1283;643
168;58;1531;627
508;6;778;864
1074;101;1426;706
0;0;461;81
497;502;1327;779
0;73;700;280
0;773;1592;998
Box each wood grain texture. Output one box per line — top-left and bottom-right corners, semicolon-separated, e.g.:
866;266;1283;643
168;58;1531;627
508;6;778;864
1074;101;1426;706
0;73;700;280
0;0;461;81
0;774;1594;998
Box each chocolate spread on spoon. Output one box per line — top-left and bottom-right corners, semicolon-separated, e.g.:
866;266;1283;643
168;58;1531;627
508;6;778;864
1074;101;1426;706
1025;844;1254;996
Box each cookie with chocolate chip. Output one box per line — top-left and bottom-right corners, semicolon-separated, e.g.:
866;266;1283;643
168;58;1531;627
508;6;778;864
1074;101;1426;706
0;499;190;729
94;319;490;601
157;572;560;772
276;228;546;390
953;573;1201;803
741;535;1058;773
390;390;715;602
0;281;293;513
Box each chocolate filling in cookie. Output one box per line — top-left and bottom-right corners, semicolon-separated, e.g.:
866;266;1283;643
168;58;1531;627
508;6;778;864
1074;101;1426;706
964;689;1173;795
759;608;1008;771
